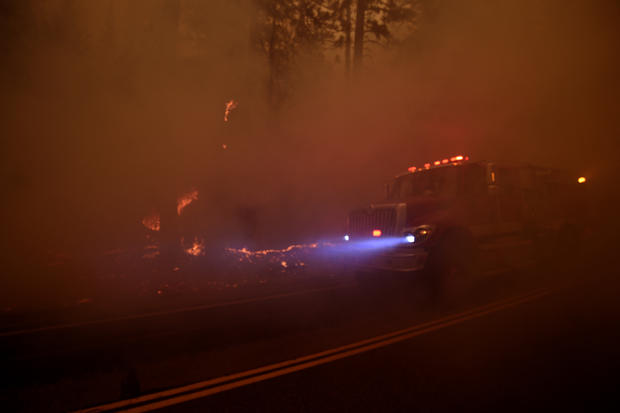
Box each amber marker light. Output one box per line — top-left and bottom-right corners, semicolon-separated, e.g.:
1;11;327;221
578;177;586;184
372;229;382;237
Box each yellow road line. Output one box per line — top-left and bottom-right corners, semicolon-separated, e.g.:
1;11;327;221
77;288;551;413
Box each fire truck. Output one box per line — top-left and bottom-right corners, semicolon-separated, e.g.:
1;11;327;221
345;155;588;294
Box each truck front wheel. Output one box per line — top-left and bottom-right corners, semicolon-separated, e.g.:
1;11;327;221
424;230;477;303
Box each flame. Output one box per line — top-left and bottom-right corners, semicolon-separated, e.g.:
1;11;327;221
226;243;318;258
224;99;238;122
177;190;199;216
185;236;205;256
142;212;161;231
225;243;320;264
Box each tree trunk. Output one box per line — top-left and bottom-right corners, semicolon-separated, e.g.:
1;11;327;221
344;0;352;78
268;15;277;106
353;0;367;74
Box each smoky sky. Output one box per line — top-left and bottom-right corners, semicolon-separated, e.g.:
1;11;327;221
1;0;619;270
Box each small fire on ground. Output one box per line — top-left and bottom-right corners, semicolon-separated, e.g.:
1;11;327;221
177;189;199;216
142;212;160;231
226;243;318;263
185;236;206;257
224;243;329;271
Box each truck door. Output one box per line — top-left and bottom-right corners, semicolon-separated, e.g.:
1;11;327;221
488;164;533;268
493;165;525;235
461;163;497;239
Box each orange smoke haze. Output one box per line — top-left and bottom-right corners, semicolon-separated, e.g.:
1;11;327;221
1;0;619;301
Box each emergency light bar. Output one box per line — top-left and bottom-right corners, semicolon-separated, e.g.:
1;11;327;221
408;155;469;174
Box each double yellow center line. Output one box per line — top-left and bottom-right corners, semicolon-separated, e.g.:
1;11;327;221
78;288;551;413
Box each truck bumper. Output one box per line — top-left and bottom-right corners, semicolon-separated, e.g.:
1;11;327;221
354;248;429;273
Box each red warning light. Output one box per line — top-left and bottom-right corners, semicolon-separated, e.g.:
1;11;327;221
372;229;382;237
412;155;470;173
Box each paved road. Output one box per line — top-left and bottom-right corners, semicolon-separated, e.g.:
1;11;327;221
2;257;618;412
166;277;620;412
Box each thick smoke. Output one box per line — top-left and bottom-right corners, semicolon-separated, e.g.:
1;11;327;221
1;0;619;301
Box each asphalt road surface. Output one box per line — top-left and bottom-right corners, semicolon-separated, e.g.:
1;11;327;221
2;256;618;412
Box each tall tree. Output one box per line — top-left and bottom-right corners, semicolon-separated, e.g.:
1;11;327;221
331;0;353;78
252;0;419;102
352;0;368;74
330;0;419;76
344;0;352;76
353;0;419;73
252;0;333;106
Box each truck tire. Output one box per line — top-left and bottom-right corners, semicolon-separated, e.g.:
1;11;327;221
424;230;477;303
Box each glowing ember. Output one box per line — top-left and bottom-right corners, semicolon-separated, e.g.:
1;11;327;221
142;244;160;259
224;99;238;122
225;243;322;266
226;243;318;258
142;212;161;231
177;189;199;216
185;236;206;256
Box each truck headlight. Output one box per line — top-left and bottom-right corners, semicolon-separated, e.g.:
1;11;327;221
403;225;433;244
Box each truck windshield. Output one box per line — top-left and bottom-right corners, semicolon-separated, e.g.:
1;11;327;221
388;166;460;200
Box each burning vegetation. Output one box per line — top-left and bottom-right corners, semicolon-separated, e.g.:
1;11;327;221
224;99;238;122
141;212;161;232
226;243;318;264
184;236;206;257
177;190;199;216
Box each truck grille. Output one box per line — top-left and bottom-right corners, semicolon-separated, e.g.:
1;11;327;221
348;207;397;237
